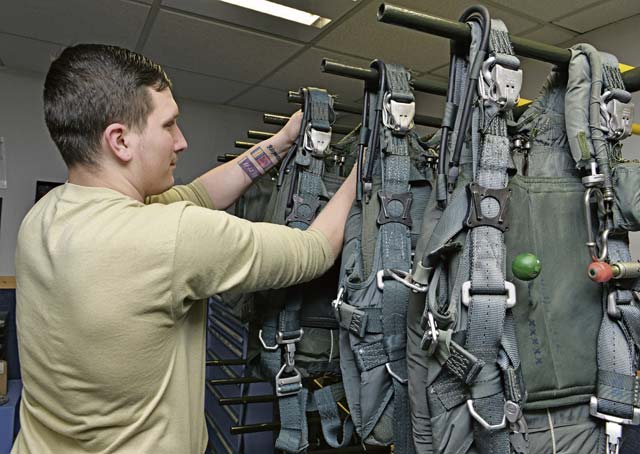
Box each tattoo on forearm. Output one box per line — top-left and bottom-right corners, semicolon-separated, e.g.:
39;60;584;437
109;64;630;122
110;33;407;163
238;145;281;181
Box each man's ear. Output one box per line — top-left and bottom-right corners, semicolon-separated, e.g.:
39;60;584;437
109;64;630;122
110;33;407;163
103;123;133;163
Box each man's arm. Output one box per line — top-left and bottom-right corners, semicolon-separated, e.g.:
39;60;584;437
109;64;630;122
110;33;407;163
309;165;357;258
197;111;303;210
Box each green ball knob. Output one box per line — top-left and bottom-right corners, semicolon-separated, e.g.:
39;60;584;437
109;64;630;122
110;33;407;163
512;253;541;281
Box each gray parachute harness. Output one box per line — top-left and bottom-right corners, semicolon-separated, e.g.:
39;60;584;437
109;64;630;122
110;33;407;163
565;44;640;454
333;60;434;452
407;13;528;454
259;87;354;453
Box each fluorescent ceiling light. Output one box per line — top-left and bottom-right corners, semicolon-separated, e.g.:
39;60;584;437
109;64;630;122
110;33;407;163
218;0;331;28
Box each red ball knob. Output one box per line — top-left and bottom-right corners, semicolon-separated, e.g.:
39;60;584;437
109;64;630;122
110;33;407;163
587;261;613;283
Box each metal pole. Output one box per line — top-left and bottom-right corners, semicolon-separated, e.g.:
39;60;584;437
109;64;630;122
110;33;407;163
208;377;265;386
218;394;276;405
377;3;640;92
288;88;442;128
217;153;239;163
321;59;447;96
247;130;274;140
206;358;247;367
264;113;355;135
235;140;256;149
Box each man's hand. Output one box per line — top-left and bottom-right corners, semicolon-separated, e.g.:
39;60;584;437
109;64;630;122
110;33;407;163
277;110;303;148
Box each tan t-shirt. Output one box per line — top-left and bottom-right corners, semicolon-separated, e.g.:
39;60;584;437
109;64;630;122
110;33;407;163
12;180;333;454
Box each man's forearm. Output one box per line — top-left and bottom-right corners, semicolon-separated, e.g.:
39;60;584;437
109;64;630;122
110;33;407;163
197;131;292;209
309;168;357;258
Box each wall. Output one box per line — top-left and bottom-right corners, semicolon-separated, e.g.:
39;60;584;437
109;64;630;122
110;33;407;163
0;69;268;275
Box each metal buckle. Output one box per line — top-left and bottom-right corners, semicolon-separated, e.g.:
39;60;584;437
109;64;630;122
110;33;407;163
607;291;623;320
590;396;640;425
382;92;415;134
376;268;427;293
478;56;522;110
331;287;344;321
600;91;634;141
461;280;516;308
582;161;605;188
465;183;511;232
590;396;640;454
467;399;507;430
275;363;303;397
420;311;439;356
276;328;304;345
377;190;413;227
303;124;331;157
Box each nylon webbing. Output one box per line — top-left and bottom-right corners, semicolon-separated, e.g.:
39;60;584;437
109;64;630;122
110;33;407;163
463;19;518;454
378;63;416;454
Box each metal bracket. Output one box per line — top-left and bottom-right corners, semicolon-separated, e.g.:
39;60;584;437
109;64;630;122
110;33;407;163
303;124;332;157
377;190;413;227
286;194;320;226
382;92;415;134
465;183;511;232
478;57;522;110
600;91;634;141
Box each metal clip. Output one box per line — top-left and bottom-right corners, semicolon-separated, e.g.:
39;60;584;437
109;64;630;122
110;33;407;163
461;280;516;308
303;124;332;157
582;161;605;188
331;287;344;321
607;291;623;320
381;268;428;293
382;93;415;134
420;311;439;356
590;395;640;425
478;56;522;110
385;363;408;384
584;187;610;262
600;91;634;141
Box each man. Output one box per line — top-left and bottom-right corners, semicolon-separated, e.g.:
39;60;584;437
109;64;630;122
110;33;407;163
12;44;356;453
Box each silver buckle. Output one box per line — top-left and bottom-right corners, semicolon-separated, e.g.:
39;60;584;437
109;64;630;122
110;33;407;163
590;396;640;454
331;287;344;320
590;396;640;425
600;91;634;141
382;93;415;134
479;56;522;110
467;399;507;430
303;124;331;156
461;280;516;308
275;363;303;397
276;328;304;345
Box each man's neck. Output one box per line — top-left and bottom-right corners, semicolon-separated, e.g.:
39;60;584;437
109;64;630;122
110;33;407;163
68;165;145;202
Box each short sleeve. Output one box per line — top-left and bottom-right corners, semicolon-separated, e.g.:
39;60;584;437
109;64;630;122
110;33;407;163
145;179;215;209
170;206;334;316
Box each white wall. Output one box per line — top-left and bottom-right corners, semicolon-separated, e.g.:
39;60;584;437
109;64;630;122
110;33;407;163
0;69;268;275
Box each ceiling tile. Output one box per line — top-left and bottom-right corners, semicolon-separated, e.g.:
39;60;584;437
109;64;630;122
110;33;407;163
262;47;371;103
227;86;297;115
164;66;252;105
488;0;598;22
553;0;640;33
0;0;149;48
144;10;304;83
0;33;62;74
520;24;579;46
559;14;640;65
161;0;360;43
317;0;538;73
